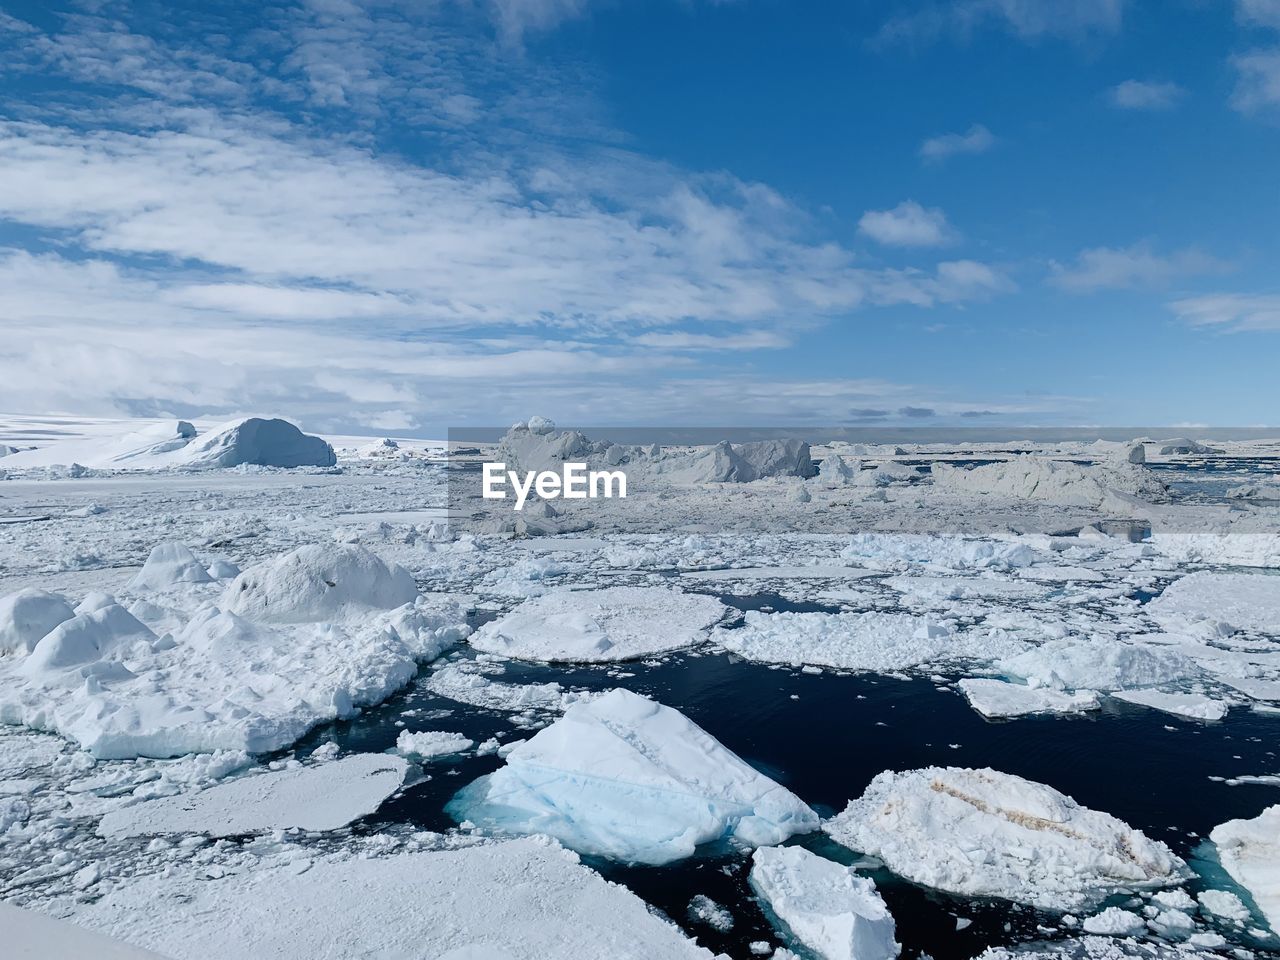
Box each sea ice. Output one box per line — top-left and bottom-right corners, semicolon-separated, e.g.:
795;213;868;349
749;845;899;960
96;753;408;838
719;611;1022;673
1209;804;1280;933
448;688;818;864
825;767;1188;911
469;586;726;662
998;639;1197;692
839;533;1039;571
1080;907;1146;937
958;679;1100;718
1111;689;1228;721
0;588;75;655
1148;572;1280;637
61;838;717;959
2;902;170;959
395;729;474;759
932;457;1164;508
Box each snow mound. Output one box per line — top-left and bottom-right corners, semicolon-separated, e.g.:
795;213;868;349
223;544;418;623
1148;572;1280;637
932;457;1165;507
958;679;1100;718
999;638;1198;692
448;688;818;865
19;603;155;675
126;542;214;592
395;729;474;759
719;611;1023;673
0;588;75;655
171;418;336;468
825;767;1188;911
97;753;407;838
1210;804;1280;933
65;838;716;960
749;845;899;960
470;586;726;662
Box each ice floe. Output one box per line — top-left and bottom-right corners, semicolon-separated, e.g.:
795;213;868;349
1081;907;1147;937
825;767;1188;910
469;586;726;662
97;753;407;838
1111;689;1228;721
395;729;474;759
1209;804;1280;933
998;639;1198;693
448;688;818;864
1148;572;1280;637
958;678;1101;718
749;845;899;960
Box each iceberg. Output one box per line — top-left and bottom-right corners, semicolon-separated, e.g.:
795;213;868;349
825;767;1188;911
1209;804;1280;933
448;688;818;864
469;586;726;662
749;845;899;960
932;457;1165;507
97;753;408;838
168;417;336;469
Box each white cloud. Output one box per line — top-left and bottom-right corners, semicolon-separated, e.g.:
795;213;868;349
919;124;995;162
1237;0;1280;30
1108;79;1183;110
1049;244;1229;293
1170;293;1280;332
629;330;791;350
1231;47;1280;112
877;0;1126;46
858;200;956;247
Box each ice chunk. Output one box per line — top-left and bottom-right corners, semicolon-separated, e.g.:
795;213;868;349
448;688;818;865
1209;804;1280;933
395;729;474;759
1197;889;1251;922
223;544;418;623
817;455;861;485
1111;689;1228;721
958;679;1100;718
1158;438;1221;455
0;587;75;655
97;754;407;838
719;611;1021;673
999;638;1197;692
932;457;1165;507
1148;572;1280;637
424;662;593;713
63;838;716;959
171;417;336;468
1081;907;1146;937
840;533;1039;571
470;586;725;662
825;767;1188;911
126;542;214;592
749;845;899;960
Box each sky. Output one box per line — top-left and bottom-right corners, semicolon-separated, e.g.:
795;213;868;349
0;0;1277;435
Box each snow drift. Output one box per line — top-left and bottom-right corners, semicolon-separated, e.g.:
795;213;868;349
825;767;1188;910
448;687;818;864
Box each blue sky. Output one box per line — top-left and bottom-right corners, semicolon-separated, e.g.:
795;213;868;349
0;0;1277;434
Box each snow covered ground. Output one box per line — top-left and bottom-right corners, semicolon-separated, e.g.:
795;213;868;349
3;417;1280;959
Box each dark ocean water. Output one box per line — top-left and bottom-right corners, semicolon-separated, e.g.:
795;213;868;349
293;603;1280;960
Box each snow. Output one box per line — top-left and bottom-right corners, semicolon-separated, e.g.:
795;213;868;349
998;639;1198;692
126;542;213;592
0;544;469;758
424;662;593;714
718;611;1023;673
469;586;726;662
1080;907;1146;937
0;588;75;655
825;767;1188;911
2;901;172;960
395;729;474;759
1148;572;1280;637
97;754;408;838
749;845;899;960
60;838;716;959
1197;889;1251;922
839;533;1039;571
222;544;419;623
1111;689;1228;721
958;679;1100;718
932;457;1165;508
448;688;818;865
1210;804;1280;933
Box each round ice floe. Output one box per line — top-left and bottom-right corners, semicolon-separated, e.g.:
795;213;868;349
126;542;214;592
469;586;726;662
0;588;75;655
825;766;1189;911
222;544;418;623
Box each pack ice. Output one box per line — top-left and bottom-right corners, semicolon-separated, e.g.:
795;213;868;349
825;767;1188;911
469;586;726;662
448;688;818;864
1210;804;1280;933
749;845;899;960
932;457;1165;508
0;544;469;758
1148;571;1280;637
